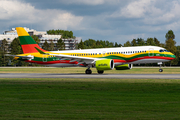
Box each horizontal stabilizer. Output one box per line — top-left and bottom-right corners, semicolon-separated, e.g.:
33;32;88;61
5;54;34;59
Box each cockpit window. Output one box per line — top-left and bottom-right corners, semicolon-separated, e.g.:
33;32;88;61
159;49;170;52
164;49;169;52
159;49;164;52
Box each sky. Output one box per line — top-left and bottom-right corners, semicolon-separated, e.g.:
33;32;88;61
0;0;180;45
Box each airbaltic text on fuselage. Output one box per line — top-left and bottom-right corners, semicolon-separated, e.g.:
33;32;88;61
98;63;108;66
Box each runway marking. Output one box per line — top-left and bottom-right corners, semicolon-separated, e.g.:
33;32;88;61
0;73;179;79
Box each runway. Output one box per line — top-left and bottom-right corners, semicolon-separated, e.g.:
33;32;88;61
0;73;179;79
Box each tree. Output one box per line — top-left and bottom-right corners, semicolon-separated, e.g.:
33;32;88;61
159;43;165;48
165;30;177;65
154;37;160;46
176;46;180;65
31;35;40;44
0;39;9;66
100;40;106;48
1;39;8;52
165;30;175;40
146;38;155;46
56;38;65;50
10;38;24;66
119;44;122;47
96;40;102;48
165;30;176;54
83;39;96;48
42;40;49;50
105;41;110;47
78;39;84;49
131;39;137;46
114;42;119;47
49;41;54;51
136;38;145;46
10;38;23;55
109;42;114;47
123;41;131;47
47;29;74;39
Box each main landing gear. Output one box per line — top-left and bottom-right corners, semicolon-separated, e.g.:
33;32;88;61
85;69;104;74
158;62;163;72
85;68;92;74
85;69;105;74
97;70;104;74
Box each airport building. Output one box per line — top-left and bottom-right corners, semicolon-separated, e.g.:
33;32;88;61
0;27;79;50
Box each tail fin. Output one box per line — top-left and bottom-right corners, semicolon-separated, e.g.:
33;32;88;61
16;27;46;54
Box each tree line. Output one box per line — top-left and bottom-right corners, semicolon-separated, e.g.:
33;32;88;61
47;29;75;39
0;29;179;66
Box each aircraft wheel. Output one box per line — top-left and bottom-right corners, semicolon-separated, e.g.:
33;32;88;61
159;69;163;72
97;70;104;74
85;69;92;74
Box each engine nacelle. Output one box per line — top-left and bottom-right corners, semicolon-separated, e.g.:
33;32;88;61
115;64;133;70
95;59;114;71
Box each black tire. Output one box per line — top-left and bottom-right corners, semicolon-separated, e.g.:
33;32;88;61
159;69;163;72
97;70;104;74
85;69;92;74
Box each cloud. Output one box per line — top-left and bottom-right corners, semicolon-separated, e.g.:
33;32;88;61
0;0;83;30
1;0;180;45
111;0;154;18
60;0;105;5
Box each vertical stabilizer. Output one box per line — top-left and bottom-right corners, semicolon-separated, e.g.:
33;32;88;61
16;27;46;54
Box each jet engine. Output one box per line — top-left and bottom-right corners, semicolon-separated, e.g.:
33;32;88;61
115;64;133;70
95;59;114;71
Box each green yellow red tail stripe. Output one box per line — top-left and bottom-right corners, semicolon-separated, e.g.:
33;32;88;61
16;27;46;54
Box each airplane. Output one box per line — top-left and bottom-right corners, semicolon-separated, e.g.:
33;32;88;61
7;27;176;74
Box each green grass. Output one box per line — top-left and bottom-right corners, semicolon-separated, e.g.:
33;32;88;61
0;78;180;119
0;67;180;74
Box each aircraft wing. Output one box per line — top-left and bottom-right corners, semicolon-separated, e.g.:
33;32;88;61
50;54;99;64
5;54;34;59
35;47;99;64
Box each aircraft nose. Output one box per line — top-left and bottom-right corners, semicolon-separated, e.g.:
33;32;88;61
172;54;176;59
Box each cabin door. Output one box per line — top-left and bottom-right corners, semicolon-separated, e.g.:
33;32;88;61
43;55;47;62
148;48;154;57
102;51;106;57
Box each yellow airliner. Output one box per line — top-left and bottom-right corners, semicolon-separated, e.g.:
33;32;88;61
8;27;176;74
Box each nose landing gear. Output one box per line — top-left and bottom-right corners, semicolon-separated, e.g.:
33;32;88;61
159;68;163;72
158;62;163;72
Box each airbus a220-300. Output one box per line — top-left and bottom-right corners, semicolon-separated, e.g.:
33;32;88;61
8;27;176;74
